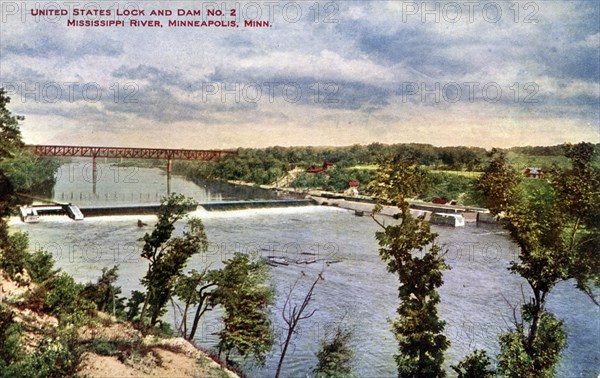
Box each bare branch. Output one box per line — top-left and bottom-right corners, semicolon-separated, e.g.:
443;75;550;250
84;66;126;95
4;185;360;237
275;271;325;378
579;283;600;307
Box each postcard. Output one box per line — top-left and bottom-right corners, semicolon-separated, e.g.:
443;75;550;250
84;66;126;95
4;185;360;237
1;1;598;377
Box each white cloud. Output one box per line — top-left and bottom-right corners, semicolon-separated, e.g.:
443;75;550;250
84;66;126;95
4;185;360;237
1;0;598;148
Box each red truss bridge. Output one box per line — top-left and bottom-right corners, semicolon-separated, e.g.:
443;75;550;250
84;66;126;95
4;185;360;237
26;145;237;161
25;144;237;179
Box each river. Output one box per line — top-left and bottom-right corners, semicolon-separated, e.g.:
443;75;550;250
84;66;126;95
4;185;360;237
9;162;600;378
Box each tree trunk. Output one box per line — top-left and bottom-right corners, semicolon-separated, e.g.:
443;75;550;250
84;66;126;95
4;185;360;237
526;286;546;352
275;327;295;378
181;296;192;337
188;297;206;341
139;290;151;326
188;284;216;340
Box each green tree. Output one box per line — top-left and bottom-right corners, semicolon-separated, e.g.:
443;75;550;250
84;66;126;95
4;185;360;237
0;89;58;278
369;156;449;378
213;253;274;366
0;149;59;194
497;311;566;378
450;350;495;378
124;290;146;322
0;88;24;161
44;273;95;325
314;324;354;378
1;327;82;378
25;249;59;283
476;144;599;377
0;93;22;266
80;265;125;317
138;193;206;328
172;267;217;340
550;143;600;297
0;304;23;371
0;231;29;281
0;88;58;203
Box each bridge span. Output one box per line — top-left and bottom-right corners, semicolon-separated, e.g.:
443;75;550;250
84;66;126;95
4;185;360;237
26;144;237;193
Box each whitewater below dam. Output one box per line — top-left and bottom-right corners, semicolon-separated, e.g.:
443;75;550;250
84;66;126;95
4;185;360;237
9;162;600;377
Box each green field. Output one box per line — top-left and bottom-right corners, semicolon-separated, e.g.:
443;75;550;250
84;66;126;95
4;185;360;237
430;170;482;178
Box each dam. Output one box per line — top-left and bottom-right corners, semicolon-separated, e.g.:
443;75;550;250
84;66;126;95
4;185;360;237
18;199;317;222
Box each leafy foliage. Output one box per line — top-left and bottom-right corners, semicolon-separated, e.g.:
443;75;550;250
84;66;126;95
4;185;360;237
497;311;566;378
1;327;82;378
291;168;375;193
476;149;522;215
213;253;274;366
0;231;58;284
0;88;24;160
370;156;449;377
0;231;29;281
0;88;58;205
138;193;206;328
0;150;59;194
125;290;146;322
81;265;125;317
450;349;495;378
314;325;354;378
1;303;83;378
174;144;491;187
424;173;478;205
476;143;599;377
25;249;58;283
0;304;23;370
44;273;96;325
173;268;217;340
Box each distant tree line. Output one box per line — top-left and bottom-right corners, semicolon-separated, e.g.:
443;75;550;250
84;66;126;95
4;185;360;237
172;143;598;195
173;144;491;185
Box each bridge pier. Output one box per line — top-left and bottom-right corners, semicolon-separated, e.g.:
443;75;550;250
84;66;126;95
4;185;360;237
167;159;172;194
25;145;237;197
92;156;97;194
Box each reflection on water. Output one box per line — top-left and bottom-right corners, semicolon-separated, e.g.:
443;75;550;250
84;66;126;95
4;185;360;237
45;161;276;206
9;164;600;378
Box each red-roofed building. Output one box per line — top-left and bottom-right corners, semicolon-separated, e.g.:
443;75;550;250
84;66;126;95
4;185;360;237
523;167;544;179
306;162;334;174
306;166;325;173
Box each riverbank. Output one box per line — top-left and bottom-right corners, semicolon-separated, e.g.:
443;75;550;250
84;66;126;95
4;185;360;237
226;179;487;222
312;196;484;223
0;271;239;378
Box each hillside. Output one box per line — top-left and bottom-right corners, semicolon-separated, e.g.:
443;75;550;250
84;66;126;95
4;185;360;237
0;270;238;378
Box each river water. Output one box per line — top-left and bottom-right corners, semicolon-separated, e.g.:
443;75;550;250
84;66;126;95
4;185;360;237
9;162;600;377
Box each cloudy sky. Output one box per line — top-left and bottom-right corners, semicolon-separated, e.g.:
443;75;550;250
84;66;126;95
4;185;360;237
1;0;598;149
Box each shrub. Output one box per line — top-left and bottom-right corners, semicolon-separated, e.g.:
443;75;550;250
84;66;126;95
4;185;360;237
1;328;83;378
87;338;120;356
451;349;495;378
0;232;29;281
25;249;58;283
0;304;23;370
314;326;354;378
45;273;96;324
